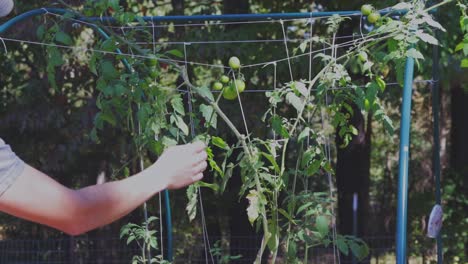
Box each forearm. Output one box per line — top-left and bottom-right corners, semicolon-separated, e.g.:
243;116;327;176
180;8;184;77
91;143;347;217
70;167;166;234
0;141;206;235
0;164;167;235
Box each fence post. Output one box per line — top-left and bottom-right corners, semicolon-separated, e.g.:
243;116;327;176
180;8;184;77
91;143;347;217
396;53;415;264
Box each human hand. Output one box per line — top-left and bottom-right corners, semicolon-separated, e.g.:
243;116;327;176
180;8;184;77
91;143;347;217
151;141;207;190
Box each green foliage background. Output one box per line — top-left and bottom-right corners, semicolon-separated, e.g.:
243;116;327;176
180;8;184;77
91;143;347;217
0;0;466;263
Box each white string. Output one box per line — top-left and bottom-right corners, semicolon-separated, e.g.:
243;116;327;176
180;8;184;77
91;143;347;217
135;38;305;45
46;10;108;31
359;14;365;40
0;34;433;91
231;73;251;139
308;16;314;82
99;13;363;30
327;37;341;264
149;19;165;260
121;25;152;264
0;32;379;71
0;36;7;54
304;7;314;206
183;42;215;264
130;34;365;46
280;20;294;82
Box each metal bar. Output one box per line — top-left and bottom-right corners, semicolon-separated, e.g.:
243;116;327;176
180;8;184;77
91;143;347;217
396;54;415;264
164;189;173;261
95;11;361;23
0;8;79;33
432;36;443;264
0;8;408;34
0;6;413;264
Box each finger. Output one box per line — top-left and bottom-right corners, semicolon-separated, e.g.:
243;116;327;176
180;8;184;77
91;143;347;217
193;161;208;174
193;151;208;164
190;141;206;153
192;173;203;182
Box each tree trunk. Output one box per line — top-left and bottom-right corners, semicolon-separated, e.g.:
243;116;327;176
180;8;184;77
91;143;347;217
171;0;184;38
223;0;249;14
450;83;468;180
336;104;371;263
450;83;468;258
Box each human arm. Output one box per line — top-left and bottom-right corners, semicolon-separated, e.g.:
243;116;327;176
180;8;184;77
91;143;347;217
0;142;207;235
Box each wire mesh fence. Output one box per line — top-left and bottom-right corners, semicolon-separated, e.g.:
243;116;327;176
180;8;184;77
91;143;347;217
0;235;400;263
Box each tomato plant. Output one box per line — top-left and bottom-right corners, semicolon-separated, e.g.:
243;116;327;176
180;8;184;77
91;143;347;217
37;0;450;263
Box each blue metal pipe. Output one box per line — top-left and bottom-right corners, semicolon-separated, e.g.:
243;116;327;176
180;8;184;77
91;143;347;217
164;189;173;261
0;6;411;264
95;11;362;23
0;8;65;34
1;8;408;33
396;55;415;264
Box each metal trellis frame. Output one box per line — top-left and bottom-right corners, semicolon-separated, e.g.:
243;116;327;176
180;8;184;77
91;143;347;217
0;7;442;264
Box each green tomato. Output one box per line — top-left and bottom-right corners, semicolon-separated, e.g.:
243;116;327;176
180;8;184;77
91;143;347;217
364;99;370;111
228;56;241;70
146;55;158;66
222;86;238;100
220;75;230;84
381;64;390;78
149;70;158;79
212;82;223;90
367;12;381;24
358;51;368;62
232;79;246;93
361;4;374;16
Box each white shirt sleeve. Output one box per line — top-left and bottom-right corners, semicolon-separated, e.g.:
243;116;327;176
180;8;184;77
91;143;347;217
0;138;24;197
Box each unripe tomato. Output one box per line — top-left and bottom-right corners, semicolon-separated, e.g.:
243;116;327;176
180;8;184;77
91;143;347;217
213;82;223;90
222;86;238;100
368;12;381;24
358;51;368;62
364;99;370;111
228;56;241;69
220;75;230;84
146;55;158;66
361;4;373;16
232;79;246;93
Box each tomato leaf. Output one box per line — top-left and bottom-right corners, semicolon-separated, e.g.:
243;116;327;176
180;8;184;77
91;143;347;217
166;49;184;58
316;215;329;237
200;104;217;129
171;95;185;115
55;31;73;45
186;185;198;222
212;136;229;150
271;115;290;138
336;236;349;256
246;190;260;225
406;48;424;60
